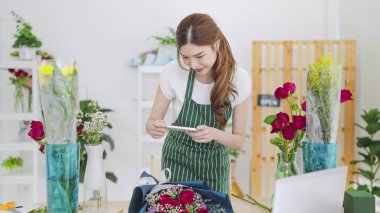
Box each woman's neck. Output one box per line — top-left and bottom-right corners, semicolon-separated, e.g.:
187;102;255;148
195;73;213;84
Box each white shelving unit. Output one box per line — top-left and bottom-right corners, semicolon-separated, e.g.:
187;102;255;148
137;65;174;176
0;60;39;203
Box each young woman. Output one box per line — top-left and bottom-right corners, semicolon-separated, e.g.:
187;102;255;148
145;13;251;193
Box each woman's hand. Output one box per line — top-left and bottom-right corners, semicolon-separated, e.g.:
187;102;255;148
186;125;218;143
147;120;168;139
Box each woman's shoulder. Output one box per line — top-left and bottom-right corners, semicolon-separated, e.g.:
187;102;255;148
161;60;188;77
232;66;251;84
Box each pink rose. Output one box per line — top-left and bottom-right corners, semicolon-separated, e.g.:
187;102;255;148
340;89;353;103
301;101;306;112
293;115;306;130
180;190;194;204
281;123;297;140
39;144;45;154
26;76;32;89
159;194;172;206
283;82;296;94
274;87;289;99
270;119;282;133
276;112;289;124
77;124;84;135
28;121;45;141
198;208;209;213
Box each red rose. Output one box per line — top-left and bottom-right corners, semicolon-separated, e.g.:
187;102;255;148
283;82;296;94
270;119;282;133
180;210;189;213
28;121;45;141
274;87;289;99
159;194;172;206
301;101;306;112
198;207;209;213
39;144;46;154
281;123;297;140
293;115;306;130
180;190;194;204
276;112;289;124
77;124;84;135
8;69;15;73
340;89;353;103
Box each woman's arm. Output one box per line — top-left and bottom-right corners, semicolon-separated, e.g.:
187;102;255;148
145;85;171;138
187;98;249;149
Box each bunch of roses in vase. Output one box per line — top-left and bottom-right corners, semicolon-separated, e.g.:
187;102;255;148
7;68;32;112
145;185;208;213
264;82;306;179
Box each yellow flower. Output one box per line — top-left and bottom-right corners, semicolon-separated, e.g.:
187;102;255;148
0;201;16;210
61;67;76;81
38;64;54;84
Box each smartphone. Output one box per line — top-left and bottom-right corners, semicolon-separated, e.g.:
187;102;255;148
167;125;197;132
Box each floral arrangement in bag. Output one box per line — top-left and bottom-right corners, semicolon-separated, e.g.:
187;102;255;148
145;185;208;213
306;54;353;144
7;68;32;112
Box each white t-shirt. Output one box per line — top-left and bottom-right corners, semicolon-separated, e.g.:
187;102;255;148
159;61;251;120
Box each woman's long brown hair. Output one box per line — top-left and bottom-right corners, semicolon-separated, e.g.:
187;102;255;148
176;13;237;129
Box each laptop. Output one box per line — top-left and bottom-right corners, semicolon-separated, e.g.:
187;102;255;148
272;166;347;213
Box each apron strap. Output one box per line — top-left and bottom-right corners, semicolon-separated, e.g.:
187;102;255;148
184;69;195;99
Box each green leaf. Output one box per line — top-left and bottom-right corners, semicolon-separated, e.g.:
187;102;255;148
357;184;370;193
358;168;375;180
369;142;380;157
361;109;380;125
365;123;380;135
290;103;300;112
106;172;118;183
357;137;372;148
270;138;283;146
102;134;115;150
264;115;276;125
372;187;380;197
100;108;113;113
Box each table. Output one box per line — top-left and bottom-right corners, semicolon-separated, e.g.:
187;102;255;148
102;196;271;213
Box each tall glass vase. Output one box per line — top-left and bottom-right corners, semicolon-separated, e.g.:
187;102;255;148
274;152;299;179
38;59;79;212
46;143;80;213
83;144;107;213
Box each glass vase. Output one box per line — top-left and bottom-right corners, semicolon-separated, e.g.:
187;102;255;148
274;152;300;179
83;144;107;213
46;143;80;213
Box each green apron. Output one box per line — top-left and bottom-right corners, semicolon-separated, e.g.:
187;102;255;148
162;69;232;193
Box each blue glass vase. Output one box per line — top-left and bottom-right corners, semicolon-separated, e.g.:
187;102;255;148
302;141;337;173
46;143;80;213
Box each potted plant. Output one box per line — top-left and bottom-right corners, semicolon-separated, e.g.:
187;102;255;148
350;108;380;197
2;156;23;173
11;11;42;60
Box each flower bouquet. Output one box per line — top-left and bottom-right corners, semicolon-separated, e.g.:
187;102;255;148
129;171;233;213
37;59;80;212
264;82;306;179
145;185;208;213
303;54;353;172
7;69;32;112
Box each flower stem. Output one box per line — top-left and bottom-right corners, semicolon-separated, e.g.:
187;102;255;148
232;194;272;212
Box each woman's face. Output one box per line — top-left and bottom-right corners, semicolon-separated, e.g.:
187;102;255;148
179;43;218;77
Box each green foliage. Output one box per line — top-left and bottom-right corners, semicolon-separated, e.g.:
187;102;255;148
351;108;380;197
152;27;177;48
228;148;245;160
11;11;42;48
2;156;23;171
78;99;117;184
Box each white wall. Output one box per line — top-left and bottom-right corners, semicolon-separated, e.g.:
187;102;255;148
0;0;340;201
339;0;380;180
